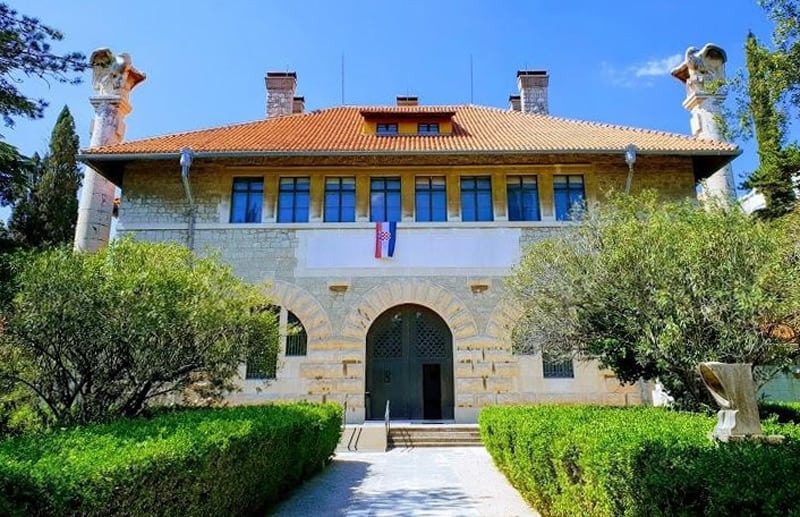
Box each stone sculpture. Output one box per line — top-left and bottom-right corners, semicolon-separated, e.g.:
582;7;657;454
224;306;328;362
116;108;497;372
698;362;762;441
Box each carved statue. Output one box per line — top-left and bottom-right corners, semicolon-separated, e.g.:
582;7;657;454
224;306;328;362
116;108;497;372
90;48;145;98
671;44;727;96
698;362;762;441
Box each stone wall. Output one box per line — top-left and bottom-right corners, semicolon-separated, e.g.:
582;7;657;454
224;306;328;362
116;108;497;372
117;157;693;422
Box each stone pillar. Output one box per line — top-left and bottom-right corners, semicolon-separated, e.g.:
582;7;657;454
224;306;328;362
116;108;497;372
75;48;145;252
671;44;736;203
517;70;549;115
265;72;297;118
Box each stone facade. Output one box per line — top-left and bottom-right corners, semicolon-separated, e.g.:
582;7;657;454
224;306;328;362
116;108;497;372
117;157;696;423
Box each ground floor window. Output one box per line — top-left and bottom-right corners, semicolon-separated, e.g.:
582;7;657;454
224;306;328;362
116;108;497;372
542;354;575;378
285;311;308;356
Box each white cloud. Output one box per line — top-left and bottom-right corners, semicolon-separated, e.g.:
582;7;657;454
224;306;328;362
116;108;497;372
601;53;683;88
633;54;683;77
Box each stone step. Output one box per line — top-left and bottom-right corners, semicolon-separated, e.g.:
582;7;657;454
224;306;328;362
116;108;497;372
387;425;483;449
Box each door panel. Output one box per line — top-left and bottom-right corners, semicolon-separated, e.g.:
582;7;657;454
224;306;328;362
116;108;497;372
366;305;453;420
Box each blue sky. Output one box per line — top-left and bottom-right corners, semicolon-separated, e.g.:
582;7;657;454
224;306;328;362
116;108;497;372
2;1;788;220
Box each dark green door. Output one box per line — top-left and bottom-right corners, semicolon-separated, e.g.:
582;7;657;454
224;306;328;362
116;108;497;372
366;304;454;420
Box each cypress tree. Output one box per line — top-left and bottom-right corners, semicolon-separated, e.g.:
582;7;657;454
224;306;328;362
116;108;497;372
742;32;799;219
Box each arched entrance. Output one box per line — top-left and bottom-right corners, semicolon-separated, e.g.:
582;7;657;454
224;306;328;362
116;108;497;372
366;304;454;420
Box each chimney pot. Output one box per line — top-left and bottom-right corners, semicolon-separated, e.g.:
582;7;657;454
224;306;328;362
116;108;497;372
516;70;549;115
509;94;521;112
292;96;305;114
265;71;297;118
396;95;419;107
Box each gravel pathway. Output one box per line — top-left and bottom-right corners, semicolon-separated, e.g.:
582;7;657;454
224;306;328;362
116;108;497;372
270;447;537;516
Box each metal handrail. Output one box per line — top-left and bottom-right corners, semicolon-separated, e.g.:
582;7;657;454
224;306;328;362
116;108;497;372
384;400;391;439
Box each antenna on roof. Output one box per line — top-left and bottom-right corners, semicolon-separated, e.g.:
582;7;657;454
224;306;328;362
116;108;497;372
341;53;345;105
469;54;474;104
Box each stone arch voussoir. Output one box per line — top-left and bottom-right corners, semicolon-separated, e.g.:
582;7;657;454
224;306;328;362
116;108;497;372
265;280;333;343
341;279;479;342
485;299;522;348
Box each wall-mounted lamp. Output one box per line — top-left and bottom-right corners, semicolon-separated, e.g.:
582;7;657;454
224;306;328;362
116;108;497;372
624;144;638;194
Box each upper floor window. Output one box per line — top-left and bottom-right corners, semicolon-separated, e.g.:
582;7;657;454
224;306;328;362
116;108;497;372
377;123;399;135
324;177;356;222
415;176;447;222
554;175;585;221
230;177;263;223
461;176;493;222
277;177;310;223
285;311;308;356
370;177;401;222
507;176;541;221
417;123;440;135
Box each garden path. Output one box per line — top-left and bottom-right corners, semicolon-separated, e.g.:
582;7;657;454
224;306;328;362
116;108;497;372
270;446;537;516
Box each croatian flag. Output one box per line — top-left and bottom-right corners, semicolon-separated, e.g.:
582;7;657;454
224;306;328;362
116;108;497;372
375;222;397;259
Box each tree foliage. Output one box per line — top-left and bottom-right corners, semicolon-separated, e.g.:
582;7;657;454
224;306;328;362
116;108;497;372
0;239;280;426
0;4;86;126
740;32;800;218
507;192;800;409
8;107;82;247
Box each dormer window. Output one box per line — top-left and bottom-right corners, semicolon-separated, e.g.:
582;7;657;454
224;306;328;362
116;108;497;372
377;123;399;136
418;123;439;135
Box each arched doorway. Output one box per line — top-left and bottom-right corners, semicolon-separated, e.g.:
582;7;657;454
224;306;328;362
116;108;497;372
366;304;454;421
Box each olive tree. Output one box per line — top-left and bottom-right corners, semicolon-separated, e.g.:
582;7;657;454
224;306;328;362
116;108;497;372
0;239;279;426
507;192;800;410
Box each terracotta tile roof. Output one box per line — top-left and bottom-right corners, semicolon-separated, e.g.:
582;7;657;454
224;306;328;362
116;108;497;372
82;104;738;156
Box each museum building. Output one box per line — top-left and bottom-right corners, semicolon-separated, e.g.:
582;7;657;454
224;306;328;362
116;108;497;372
77;45;739;423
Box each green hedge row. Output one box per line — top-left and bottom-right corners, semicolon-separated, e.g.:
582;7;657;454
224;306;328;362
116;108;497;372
760;401;800;424
0;403;342;516
480;405;800;517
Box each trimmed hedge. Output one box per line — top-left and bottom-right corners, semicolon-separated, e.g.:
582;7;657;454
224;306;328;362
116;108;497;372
480;405;800;517
0;403;342;516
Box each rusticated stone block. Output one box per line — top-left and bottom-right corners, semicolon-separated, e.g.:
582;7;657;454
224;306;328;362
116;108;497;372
300;363;344;380
457;377;486;393
487;377;513;393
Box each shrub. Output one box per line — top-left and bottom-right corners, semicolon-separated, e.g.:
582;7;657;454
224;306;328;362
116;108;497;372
0;403;342;516
0;239;279;426
480;405;800;517
760;400;800;423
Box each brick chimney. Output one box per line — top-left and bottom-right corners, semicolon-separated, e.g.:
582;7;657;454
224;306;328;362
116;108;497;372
396;95;419;107
265;72;297;118
516;70;549;115
292;96;305;114
508;94;521;112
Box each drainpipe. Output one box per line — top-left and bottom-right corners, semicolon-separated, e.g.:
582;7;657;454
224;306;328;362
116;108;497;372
179;147;195;250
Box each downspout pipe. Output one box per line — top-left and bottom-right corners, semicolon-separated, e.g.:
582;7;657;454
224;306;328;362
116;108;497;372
179;147;195;250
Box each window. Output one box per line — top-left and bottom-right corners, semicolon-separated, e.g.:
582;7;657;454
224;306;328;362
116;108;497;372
324;177;356;222
417;123;440;135
554;175;585;221
543;354;575;378
285;311;308;356
377;123;399;135
370;177;401;222
230;177;263;223
277;177;310;223
460;176;493;221
415;177;447;222
245;305;279;380
507;176;541;221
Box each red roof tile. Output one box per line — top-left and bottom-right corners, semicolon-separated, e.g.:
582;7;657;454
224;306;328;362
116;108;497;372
82;105;738;156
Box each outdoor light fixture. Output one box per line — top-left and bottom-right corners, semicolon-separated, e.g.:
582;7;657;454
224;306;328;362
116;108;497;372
624;144;638;194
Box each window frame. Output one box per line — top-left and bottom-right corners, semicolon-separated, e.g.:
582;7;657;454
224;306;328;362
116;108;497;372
370;177;402;222
415;176;447;222
277;177;311;223
542;354;575;379
229;177;264;223
285;311;308;356
553;174;586;221
324;176;356;223
460;176;494;222
417;122;440;135
506;175;541;222
376;123;399;136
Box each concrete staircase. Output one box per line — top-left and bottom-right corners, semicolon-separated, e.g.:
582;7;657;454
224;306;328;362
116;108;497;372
387;424;482;449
